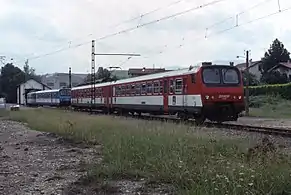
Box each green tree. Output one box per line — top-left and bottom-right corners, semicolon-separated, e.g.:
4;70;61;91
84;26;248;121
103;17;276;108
83;67;117;84
242;71;259;86
259;39;290;84
0;63;25;103
23;59;42;82
260;70;289;84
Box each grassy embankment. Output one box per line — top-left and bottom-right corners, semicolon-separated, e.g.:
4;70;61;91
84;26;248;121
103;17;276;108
249;95;291;118
2;108;291;194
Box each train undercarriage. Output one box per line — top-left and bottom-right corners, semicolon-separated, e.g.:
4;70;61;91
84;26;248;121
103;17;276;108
70;101;245;126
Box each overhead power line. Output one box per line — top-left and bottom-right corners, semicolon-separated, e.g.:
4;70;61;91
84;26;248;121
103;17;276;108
208;5;291;37
109;0;185;28
16;0;225;63
143;2;291;59
206;0;272;30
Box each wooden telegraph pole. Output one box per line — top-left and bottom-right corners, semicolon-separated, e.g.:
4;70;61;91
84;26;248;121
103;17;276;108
90;40;141;114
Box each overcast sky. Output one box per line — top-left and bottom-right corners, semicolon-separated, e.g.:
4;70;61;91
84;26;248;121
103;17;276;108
1;0;291;74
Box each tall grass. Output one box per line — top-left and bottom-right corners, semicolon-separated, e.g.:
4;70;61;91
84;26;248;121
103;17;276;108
250;95;291;118
7;108;291;194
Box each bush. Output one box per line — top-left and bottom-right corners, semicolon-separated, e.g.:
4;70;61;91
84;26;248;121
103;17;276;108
246;83;291;99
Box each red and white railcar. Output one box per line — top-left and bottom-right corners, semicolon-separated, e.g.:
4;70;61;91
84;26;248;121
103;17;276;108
71;63;244;123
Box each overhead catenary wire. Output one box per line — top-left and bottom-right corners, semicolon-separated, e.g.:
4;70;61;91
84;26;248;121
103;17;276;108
12;0;186;62
144;0;290;59
206;0;272;30
14;0;225;64
144;0;273;58
109;0;185;29
208;5;291;37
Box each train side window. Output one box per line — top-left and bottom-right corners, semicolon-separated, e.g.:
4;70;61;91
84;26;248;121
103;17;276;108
142;83;146;95
118;86;121;96
164;80;168;94
153;81;159;94
160;80;163;94
175;79;183;94
147;82;152;94
191;74;196;83
169;80;174;94
125;85;129;96
122;85;126;96
135;84;139;95
131;85;135;95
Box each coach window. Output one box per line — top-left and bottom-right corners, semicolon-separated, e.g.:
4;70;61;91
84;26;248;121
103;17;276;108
135;84;140;95
160;81;163;94
128;85;132;95
175;79;183;94
121;85;125;96
147;82;152;94
153;81;158;94
131;85;135;95
169;79;174;94
117;86;120;96
142;83;146;95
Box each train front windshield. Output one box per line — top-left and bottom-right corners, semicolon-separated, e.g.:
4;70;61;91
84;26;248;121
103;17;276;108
60;89;71;96
202;66;240;86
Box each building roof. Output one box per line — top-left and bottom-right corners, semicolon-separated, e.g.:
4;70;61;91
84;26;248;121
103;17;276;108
267;61;291;72
17;78;51;89
235;60;262;70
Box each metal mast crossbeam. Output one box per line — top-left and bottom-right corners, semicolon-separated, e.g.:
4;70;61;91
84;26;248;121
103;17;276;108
90;40;141;114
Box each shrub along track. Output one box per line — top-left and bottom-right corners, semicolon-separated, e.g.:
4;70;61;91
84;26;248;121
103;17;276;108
39;106;291;138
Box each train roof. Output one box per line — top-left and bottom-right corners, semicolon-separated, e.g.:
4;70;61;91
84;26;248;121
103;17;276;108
72;66;201;90
28;89;60;95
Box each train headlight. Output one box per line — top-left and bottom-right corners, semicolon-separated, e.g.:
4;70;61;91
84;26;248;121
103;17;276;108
205;95;209;100
211;96;214;99
234;96;236;99
238;96;242;99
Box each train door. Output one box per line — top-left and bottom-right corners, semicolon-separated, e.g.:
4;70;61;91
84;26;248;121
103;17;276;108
182;77;188;108
163;79;169;114
104;87;109;109
109;85;113;110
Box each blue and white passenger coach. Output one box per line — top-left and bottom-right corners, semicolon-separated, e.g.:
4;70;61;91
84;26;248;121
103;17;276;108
27;88;71;107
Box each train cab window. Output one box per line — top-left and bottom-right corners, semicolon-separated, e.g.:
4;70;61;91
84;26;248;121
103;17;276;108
169;80;174;94
202;68;220;84
175;79;183;94
222;68;239;84
191;74;196;83
147;82;152;94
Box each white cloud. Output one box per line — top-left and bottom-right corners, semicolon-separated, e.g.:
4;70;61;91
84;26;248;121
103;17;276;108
1;0;291;74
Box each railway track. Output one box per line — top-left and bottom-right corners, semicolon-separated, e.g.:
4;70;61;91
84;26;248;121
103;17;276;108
33;106;291;138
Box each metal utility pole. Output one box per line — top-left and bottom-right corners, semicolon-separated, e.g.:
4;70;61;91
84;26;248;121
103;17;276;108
90;40;96;114
90;40;141;114
245;50;250;116
69;67;72;88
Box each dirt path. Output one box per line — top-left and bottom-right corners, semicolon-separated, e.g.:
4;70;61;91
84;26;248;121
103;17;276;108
0;120;100;195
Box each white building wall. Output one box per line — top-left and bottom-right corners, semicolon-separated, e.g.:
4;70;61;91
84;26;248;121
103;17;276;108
17;79;50;105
